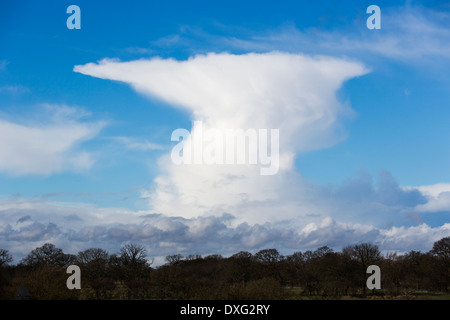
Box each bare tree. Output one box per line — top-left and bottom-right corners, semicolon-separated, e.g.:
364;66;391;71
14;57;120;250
77;248;109;264
0;249;13;267
165;254;183;265
231;251;253;260
20;243;74;267
119;243;149;266
77;248;113;299
116;244;153;299
343;243;382;294
313;246;334;259
343;243;382;270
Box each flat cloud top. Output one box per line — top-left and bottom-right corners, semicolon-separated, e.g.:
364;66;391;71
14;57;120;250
74;52;368;144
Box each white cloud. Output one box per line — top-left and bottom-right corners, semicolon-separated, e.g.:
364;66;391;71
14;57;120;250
0;85;30;95
272;7;450;62
70;44;450;261
404;183;450;213
147;6;450;65
241;8;450;62
2;3;449;265
407;183;450;199
379;223;450;252
75;52;368;223
115;136;164;151
0;197;448;265
0;105;105;175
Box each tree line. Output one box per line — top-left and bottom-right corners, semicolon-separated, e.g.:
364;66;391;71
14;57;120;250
0;237;449;299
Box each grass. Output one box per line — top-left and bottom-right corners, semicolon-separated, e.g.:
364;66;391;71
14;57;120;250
282;286;450;300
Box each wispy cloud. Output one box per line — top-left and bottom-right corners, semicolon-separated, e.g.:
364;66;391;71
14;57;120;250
145;6;450;64
114;136;165;151
120;47;155;56
0;84;30;95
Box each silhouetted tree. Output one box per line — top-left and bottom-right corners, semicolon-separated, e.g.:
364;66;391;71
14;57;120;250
14;244;78;299
284;251;305;288
402;250;426;290
0;249;13;267
119;244;148;266
20;243;75;268
381;252;404;295
4;239;450;299
313;246;334;259
226;251;255;286
0;249;13;299
255;249;284;280
254;249;283;264
343;243;382;294
165;254;183;265
77;248;109;264
116;243;152;299
431;237;450;259
431;237;450;291
77;248;113;299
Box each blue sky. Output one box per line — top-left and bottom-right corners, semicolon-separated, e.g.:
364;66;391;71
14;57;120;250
1;0;450;264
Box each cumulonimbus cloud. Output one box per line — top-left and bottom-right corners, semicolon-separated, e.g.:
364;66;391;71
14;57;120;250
74;52;368;223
